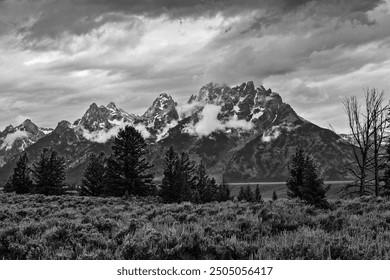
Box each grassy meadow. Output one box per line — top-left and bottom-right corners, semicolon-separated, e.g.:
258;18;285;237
1;192;390;260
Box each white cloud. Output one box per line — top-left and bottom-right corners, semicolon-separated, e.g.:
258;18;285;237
156;120;178;142
81;120;150;143
183;104;253;137
261;124;297;142
225;114;253;130
0;130;29;150
134;123;151;139
262;128;281;143
1;0;390;132
177;101;203;119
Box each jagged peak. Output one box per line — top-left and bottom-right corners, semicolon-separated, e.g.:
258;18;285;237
107;102;117;109
89;102;98;109
202;82;217;89
234;81;255;92
150;93;175;109
157;92;172;99
54;120;72;131
21;118;33;125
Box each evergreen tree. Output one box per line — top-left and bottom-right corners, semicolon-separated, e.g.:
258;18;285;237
194;160;209;203
300;156;327;207
254;185;263;202
102;155;124;197
272;190;278;201
217;177;230;202
160;146;180;203
3;180;14;193
109;125;154;196
80;153;106;197
176;152;196;202
206;177;218;202
237;186;245;201
286;148;306;198
286;147;328;208
244;185;254;202
32;148;66;196
5;153;33;194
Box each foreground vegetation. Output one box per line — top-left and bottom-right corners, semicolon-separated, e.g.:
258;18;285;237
1;193;390;260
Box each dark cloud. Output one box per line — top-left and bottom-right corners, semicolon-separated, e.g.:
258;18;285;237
17;0;384;42
290;82;328;104
0;0;389;131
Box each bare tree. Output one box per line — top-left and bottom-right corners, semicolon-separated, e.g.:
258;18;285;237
367;89;388;196
342;88;388;197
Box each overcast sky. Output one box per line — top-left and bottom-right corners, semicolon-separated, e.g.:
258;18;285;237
1;0;390;133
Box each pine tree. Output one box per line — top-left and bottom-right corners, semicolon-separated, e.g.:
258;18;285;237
3;180;14;193
300;156;328;207
286;147;328;208
160;146;180;203
195;161;210;203
109;125;154;196
237;186;245;201
102;155;124;197
244;185;254;202
5;153;33;194
32;148;66;196
254;185;263;202
206;177;218;202
80;153;106;197
286;147;306;198
217;177;230;201
176;152;196;202
272;190;278;201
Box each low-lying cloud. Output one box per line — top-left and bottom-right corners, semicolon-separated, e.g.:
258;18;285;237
80;120;151;143
156;120;178;142
183;104;253;137
0;130;29;151
177;101;203;119
261;123;298;142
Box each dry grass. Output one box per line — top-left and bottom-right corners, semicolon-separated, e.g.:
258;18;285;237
0;193;389;260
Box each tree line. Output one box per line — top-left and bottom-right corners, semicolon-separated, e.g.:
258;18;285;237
3;149;66;195
4;87;390;206
2;126;231;204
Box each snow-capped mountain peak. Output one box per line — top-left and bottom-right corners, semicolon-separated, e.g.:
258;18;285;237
0;119;52;166
142;93;179;130
78;102;135;132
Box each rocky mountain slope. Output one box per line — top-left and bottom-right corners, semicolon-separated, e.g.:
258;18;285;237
0;119;52;167
0;82;354;185
152;82;353;181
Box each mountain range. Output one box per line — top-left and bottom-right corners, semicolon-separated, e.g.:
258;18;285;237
0;81;353;185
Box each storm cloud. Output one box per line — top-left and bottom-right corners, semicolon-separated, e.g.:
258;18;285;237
0;0;389;133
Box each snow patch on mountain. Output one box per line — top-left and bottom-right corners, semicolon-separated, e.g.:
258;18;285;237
0;130;29;151
183;104;253;137
39;128;53;135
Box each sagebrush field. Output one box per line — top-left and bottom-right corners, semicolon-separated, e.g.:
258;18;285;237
1;193;390;260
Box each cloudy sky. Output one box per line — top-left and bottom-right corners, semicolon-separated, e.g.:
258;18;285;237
1;0;390;133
